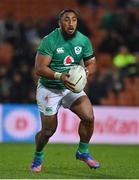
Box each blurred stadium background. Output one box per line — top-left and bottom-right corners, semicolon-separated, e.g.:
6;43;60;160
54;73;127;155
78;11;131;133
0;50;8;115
0;0;139;105
0;0;139;179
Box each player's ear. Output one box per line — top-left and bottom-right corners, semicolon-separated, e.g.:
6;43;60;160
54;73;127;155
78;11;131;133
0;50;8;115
58;20;61;27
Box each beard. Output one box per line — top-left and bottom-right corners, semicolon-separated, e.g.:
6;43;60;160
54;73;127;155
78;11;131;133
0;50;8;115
60;25;77;39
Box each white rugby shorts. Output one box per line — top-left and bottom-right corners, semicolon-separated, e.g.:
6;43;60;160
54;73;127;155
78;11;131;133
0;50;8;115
36;82;86;116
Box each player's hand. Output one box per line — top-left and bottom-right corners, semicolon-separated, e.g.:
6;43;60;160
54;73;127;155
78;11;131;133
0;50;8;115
61;73;75;91
84;67;89;77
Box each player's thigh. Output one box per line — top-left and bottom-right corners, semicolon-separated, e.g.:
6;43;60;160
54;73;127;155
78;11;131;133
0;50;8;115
62;90;86;109
70;95;94;121
40;113;58;131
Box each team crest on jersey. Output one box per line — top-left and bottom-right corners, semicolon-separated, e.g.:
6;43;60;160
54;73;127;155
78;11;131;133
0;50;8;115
64;56;74;65
56;47;64;54
74;46;82;55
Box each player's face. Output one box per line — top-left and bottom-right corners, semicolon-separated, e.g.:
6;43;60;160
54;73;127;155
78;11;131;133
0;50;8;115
59;12;77;38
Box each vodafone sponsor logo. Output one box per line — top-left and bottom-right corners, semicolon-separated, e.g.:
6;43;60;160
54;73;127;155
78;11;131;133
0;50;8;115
64;56;74;65
4;109;37;139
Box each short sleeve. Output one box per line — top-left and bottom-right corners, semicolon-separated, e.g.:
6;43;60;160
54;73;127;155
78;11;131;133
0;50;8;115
83;37;94;61
37;36;53;57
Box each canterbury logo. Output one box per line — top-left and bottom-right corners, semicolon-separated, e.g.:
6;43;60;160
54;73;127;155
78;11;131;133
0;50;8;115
56;48;64;54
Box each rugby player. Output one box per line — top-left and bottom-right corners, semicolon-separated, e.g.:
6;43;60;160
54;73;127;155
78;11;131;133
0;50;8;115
31;9;100;172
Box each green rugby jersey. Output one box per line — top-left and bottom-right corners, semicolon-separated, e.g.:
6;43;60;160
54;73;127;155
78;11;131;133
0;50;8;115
37;28;94;89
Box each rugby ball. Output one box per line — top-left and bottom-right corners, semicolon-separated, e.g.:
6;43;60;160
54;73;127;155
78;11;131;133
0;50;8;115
68;65;87;93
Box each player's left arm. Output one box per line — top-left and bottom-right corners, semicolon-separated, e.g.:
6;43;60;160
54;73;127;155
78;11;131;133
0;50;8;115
84;57;96;78
83;57;96;93
83;36;96;79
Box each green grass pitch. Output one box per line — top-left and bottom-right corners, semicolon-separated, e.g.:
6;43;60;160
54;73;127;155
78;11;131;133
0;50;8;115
0;143;139;179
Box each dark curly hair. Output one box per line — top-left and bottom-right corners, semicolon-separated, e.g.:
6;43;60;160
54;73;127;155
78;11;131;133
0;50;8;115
58;9;78;22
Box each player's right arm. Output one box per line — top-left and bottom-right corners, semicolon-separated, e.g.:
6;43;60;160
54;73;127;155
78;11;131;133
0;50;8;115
35;54;75;90
35;54;55;79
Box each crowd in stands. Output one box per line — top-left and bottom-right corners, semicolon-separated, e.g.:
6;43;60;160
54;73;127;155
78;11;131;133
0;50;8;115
0;0;139;106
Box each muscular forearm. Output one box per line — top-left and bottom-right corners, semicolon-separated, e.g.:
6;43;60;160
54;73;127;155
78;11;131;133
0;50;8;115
84;58;96;79
35;65;56;79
